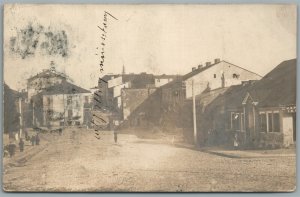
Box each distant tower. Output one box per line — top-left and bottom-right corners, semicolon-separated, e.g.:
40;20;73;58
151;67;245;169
122;64;126;75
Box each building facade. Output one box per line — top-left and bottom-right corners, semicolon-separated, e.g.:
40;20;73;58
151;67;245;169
204;59;296;149
183;59;262;99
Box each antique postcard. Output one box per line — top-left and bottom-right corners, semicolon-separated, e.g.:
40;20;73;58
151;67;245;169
2;4;296;192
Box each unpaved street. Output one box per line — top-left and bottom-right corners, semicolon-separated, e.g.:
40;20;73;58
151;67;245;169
3;128;296;192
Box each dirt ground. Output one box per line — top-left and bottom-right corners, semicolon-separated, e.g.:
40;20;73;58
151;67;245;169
2;127;296;192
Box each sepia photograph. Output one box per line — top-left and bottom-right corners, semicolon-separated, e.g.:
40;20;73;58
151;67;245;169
2;4;297;192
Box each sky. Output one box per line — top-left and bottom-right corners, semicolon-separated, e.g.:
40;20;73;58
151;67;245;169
3;4;297;90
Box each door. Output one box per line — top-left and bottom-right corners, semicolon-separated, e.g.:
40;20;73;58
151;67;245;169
68;109;73;120
282;115;293;146
245;103;255;146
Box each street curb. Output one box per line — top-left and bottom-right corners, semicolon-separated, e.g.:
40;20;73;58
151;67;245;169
201;150;296;159
3;143;49;169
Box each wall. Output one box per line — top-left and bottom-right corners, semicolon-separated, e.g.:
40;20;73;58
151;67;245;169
3;84;20;133
42;93;90;126
108;76;123;88
122;88;156;120
185;61;262;98
282;113;294;147
155;78;173;87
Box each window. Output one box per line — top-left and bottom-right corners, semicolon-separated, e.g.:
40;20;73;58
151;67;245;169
230;112;235;129
273;113;280;132
67;96;72;105
259;113;267;132
260;111;280;133
231;112;241;130
241;113;245;131
68;109;73;119
214;74;216;78
233;73;240;79
85;96;89;103
268;113;273;132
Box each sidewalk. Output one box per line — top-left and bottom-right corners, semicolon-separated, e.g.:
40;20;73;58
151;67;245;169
3;135;50;171
200;147;296;159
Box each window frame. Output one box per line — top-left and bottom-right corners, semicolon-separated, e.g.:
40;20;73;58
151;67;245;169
259;110;281;133
259;112;267;133
67;95;73;105
230;112;241;131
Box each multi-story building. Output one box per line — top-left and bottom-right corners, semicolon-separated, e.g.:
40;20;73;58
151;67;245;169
183;58;262;99
26;64;92;127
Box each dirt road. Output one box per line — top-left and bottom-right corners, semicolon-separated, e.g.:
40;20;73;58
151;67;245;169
3;128;296;192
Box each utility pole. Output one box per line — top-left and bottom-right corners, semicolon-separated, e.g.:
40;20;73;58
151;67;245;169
192;79;198;146
122;64;126;75
32;101;35;126
19;96;23;141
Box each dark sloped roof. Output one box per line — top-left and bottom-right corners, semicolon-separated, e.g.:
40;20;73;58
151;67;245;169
248;59;296;107
205;82;256;113
4;83;28;99
122;73;155;88
159;75;184;89
4;83;19;98
101;74;120;82
28;69;67;82
195;87;230;112
41;81;90;95
100;73;155;88
154;74;179;79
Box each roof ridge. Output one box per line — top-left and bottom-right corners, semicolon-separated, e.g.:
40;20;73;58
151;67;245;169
222;60;263;78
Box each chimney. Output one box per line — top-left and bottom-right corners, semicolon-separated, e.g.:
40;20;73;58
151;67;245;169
192;67;196;71
198;65;203;69
206;62;211;67
214;58;221;64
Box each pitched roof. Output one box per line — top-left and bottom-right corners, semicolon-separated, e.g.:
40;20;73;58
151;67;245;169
182;62;219;81
182;60;262;81
100;73;155;88
205;82;256;112
248;59;296;107
154;74;179;79
101;74;120;82
122;73;155;88
28;69;67;82
4;83;19;99
41;81;90;95
159;75;184;89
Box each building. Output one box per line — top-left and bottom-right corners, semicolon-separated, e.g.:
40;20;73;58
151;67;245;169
117;59;263;138
98;73;156;114
32;81;91;127
204;82;256;147
205;59;296;148
121;88;157;123
154;74;177;87
3;83;20;134
27;65;68;100
242;59;296;148
25;63;92;128
183;59;262;99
